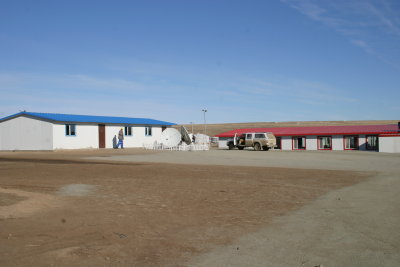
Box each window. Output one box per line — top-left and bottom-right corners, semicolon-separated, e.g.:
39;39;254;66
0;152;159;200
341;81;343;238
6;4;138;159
246;133;252;139
366;135;378;150
293;136;306;150
344;136;358;150
145;126;152;136
65;124;76;136
254;133;265;138
124;126;132;136
318;136;332;150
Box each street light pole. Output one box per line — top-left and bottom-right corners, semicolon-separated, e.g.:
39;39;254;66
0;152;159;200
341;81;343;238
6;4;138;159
202;109;207;135
190;121;193;134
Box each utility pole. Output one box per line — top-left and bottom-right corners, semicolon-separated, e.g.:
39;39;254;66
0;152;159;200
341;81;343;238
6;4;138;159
202;109;207;135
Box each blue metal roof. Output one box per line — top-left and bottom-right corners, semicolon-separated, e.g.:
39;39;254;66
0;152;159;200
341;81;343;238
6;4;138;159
0;112;176;125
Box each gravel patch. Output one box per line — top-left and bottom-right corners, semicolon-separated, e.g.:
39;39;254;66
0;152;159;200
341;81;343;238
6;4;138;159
58;184;96;196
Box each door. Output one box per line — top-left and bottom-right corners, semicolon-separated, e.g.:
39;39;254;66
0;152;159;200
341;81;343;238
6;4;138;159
344;135;358;150
366;135;378;150
293;136;306;150
98;124;106;148
275;137;281;150
245;133;253;146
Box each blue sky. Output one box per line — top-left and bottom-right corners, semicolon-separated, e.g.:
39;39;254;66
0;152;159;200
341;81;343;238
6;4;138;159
0;0;399;124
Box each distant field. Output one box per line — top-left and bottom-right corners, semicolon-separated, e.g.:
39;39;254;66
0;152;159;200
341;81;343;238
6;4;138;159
174;120;398;137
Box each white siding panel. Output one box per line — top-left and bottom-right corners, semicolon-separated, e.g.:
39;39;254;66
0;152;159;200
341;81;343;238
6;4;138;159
218;140;229;149
105;126;164;148
332;135;344;150
106;126;124;148
0;116;53;150
358;134;366;150
379;136;400;153
53;124;98;149
281;136;292;150
307;136;317;150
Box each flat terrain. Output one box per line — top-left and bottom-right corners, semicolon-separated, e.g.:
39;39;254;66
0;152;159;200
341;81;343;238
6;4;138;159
0;149;399;266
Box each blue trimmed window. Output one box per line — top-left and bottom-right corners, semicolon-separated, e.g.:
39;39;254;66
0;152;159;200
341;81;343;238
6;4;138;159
65;124;76;136
125;126;132;136
145;126;152;136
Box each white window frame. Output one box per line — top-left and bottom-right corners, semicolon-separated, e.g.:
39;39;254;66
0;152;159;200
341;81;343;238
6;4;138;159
318;136;332;150
344;135;359;150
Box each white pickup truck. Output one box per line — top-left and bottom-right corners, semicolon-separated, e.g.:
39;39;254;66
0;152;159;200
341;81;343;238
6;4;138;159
227;132;276;151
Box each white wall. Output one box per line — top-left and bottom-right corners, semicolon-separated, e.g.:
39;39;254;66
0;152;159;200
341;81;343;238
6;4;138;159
0;117;171;150
216;133;400;153
281;136;292;150
0;116;53;150
106;125;164;148
306;136;317;150
358;135;366;150
332;136;344;150
218;140;229;149
52;124;168;149
217;134;398;152
379;136;400;153
53;124;99;149
281;135;355;151
282;136;316;150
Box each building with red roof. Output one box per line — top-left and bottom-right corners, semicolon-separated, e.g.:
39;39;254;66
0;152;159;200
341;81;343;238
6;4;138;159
215;124;400;153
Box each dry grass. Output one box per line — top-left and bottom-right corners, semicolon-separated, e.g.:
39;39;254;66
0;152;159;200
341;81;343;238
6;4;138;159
174;120;398;137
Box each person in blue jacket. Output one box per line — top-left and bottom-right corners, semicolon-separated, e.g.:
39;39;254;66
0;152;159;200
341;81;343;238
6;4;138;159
116;128;124;149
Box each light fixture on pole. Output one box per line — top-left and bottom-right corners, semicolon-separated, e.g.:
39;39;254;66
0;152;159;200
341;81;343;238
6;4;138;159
202;109;207;135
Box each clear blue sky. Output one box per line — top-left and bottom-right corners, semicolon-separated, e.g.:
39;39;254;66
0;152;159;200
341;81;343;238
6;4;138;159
1;0;399;124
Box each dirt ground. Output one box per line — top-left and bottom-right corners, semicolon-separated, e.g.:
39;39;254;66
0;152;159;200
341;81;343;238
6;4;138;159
0;149;369;266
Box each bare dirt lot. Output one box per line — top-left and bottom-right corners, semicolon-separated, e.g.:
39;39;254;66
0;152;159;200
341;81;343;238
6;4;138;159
0;149;399;266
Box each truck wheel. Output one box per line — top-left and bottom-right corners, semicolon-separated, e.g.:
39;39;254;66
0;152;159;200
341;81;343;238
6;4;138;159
254;143;261;151
238;146;244;150
263;146;269;151
228;143;235;150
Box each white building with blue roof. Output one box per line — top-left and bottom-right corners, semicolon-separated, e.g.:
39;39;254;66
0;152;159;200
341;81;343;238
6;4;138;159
0;112;176;150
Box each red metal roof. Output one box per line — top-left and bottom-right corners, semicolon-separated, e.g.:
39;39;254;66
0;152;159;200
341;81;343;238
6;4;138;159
215;124;399;138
